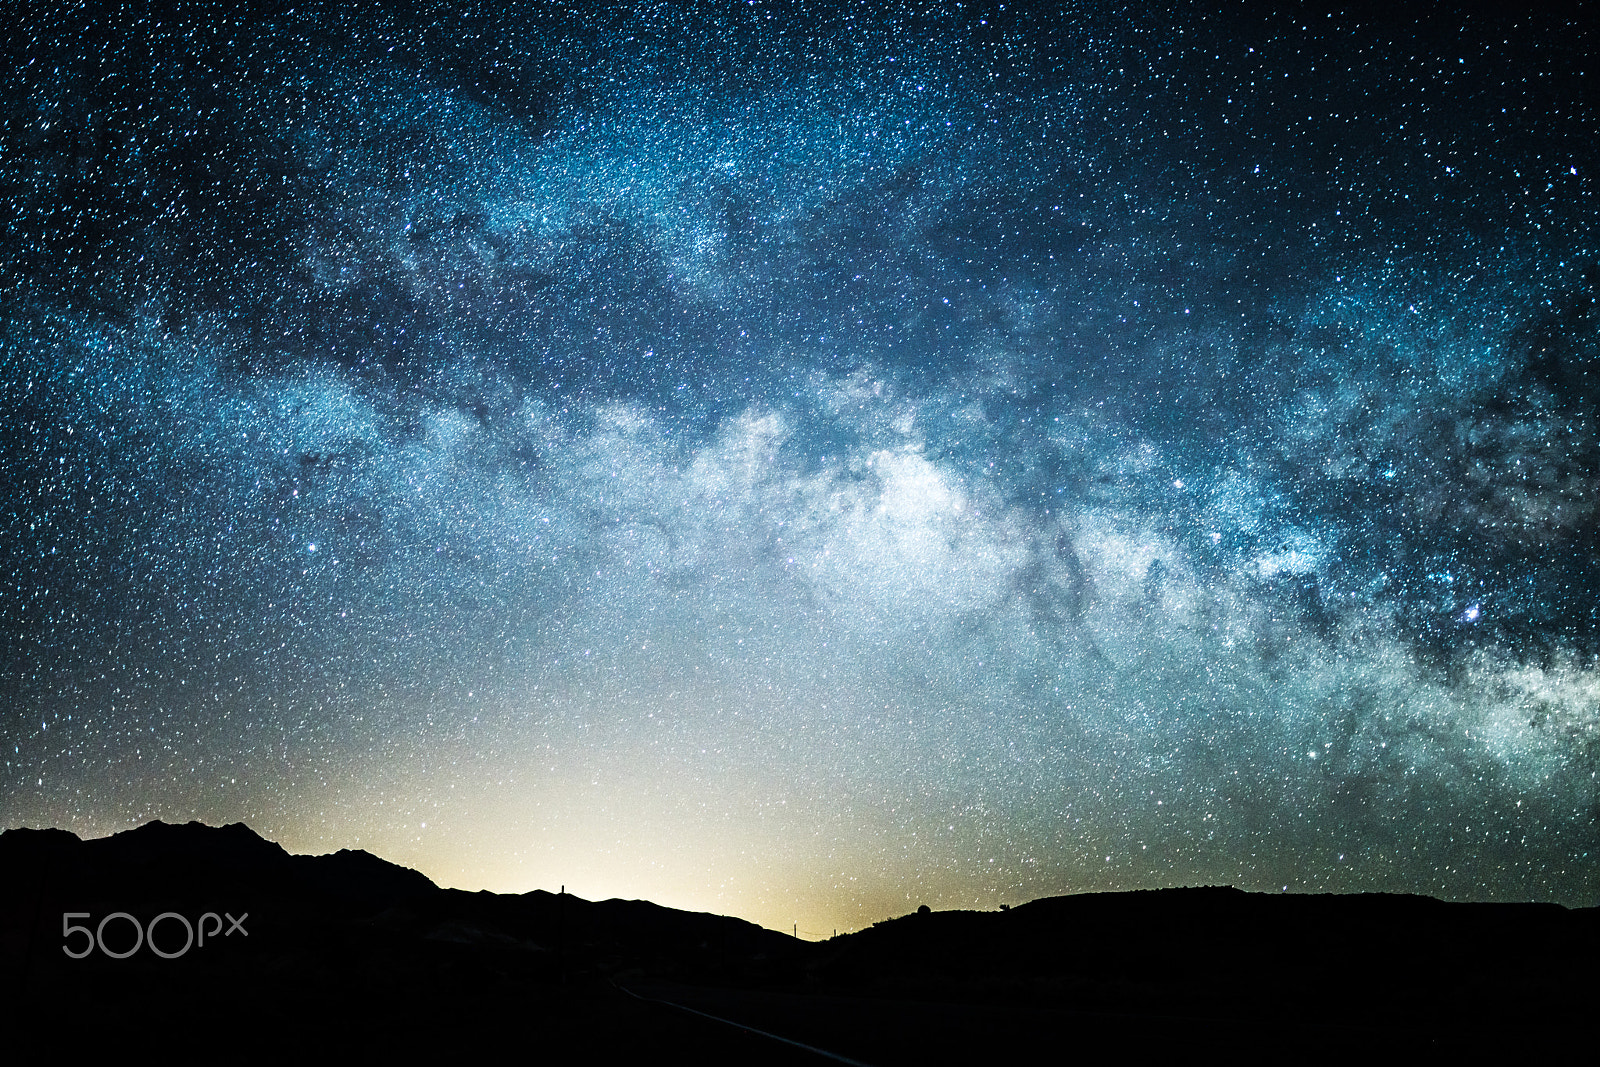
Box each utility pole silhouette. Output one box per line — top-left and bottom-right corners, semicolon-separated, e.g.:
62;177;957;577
558;885;566;985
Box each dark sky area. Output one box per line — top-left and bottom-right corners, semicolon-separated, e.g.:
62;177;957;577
2;0;1595;933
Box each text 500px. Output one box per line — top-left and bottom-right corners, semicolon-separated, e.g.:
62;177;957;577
62;911;248;959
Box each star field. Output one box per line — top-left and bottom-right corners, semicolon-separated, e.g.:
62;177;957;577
2;1;1596;934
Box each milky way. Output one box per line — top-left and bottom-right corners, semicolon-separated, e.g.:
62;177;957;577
2;1;1596;933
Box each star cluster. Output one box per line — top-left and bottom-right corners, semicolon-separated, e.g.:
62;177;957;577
2;1;1596;933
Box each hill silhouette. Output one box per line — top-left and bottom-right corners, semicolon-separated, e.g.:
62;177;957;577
2;821;1594;1062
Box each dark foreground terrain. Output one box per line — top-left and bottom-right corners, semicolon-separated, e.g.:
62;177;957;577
2;821;1594;1062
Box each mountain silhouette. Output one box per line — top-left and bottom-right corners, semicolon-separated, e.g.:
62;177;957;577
2;821;1594;1063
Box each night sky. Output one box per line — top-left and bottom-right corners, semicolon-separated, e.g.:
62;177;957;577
3;1;1596;935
